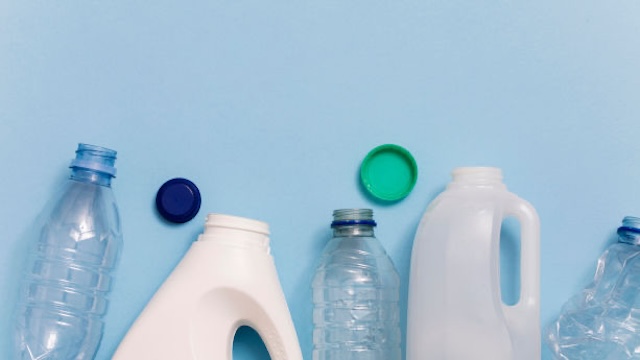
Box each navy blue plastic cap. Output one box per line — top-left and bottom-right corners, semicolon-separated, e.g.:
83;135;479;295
156;178;201;223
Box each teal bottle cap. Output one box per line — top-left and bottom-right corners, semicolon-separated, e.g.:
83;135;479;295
360;144;418;201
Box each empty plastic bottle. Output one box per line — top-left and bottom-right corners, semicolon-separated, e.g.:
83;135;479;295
113;213;302;360
547;216;640;360
13;143;123;360
312;209;401;360
407;167;540;360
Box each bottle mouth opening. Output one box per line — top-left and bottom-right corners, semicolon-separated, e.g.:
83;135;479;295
331;209;376;227
69;143;117;177
76;143;117;158
451;167;503;184
204;213;270;235
618;216;640;244
621;216;640;229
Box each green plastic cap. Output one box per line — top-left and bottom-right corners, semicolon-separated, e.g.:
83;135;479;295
360;144;418;201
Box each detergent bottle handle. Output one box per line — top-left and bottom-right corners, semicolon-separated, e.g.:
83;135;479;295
241;269;303;360
501;196;540;331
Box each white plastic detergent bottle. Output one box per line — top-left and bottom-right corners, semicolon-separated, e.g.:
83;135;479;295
113;213;303;360
407;167;540;360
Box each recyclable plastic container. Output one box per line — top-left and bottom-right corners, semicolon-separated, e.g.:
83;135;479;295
113;213;302;360
312;209;401;360
547;216;640;360
407;167;540;360
13;143;123;360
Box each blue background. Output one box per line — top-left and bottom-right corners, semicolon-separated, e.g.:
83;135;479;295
1;0;640;359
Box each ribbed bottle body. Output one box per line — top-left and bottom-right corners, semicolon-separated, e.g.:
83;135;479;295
312;210;400;360
14;144;122;360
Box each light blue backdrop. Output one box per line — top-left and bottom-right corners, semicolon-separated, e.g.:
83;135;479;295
2;1;640;359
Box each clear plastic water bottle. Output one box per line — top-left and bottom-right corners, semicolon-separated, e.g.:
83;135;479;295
312;209;401;360
547;216;640;359
13;143;123;360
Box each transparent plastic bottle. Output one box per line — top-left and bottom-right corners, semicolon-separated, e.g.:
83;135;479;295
13;143;123;360
547;216;640;360
312;209;401;360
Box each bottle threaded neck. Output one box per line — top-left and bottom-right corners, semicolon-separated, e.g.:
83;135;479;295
331;209;376;228
449;167;505;188
452;167;502;182
69;144;117;186
204;213;270;235
70;143;117;177
199;213;271;253
618;216;640;245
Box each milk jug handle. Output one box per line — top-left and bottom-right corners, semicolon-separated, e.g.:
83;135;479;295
502;198;540;319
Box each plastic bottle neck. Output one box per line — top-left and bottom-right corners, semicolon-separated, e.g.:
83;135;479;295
69;144;117;187
331;208;376;238
70;168;113;187
618;216;640;246
332;225;375;238
198;214;271;253
447;167;507;190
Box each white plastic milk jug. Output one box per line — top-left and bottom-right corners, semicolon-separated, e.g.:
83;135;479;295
113;213;303;360
407;167;540;360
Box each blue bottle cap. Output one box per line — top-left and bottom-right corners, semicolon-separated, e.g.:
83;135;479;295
156;178;201;223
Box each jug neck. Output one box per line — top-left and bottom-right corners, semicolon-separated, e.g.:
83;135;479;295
331;208;376;238
618;216;640;246
198;213;271;253
447;167;506;190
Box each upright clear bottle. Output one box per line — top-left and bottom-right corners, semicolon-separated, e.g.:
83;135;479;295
14;143;123;360
312;209;401;360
